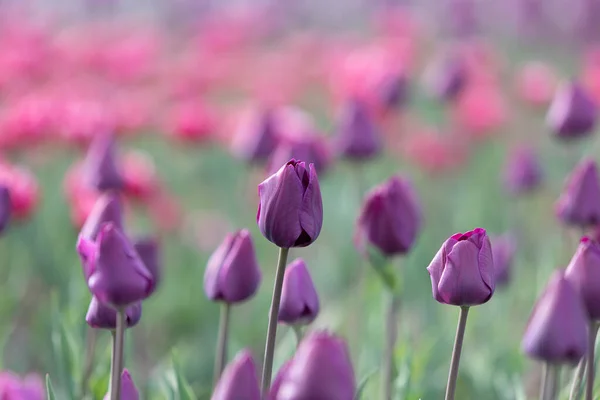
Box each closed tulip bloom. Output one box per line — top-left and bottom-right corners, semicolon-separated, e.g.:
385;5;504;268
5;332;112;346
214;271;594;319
133;237;161;288
79;192;123;240
547;82;597;140
427;228;495;306
503;146;543;195
211;350;260;400
556;158;600;227
103;369;139;400
492;235;516;286
0;185;10;234
232;108;278;164
85;296;142;330
87;223;154;307
257;159;323;248
84;133;124;191
565;237;600;319
267;135;331;176
204;229;261;303
275;332;356;400
334;100;381;160
522;269;588;364
356;176;422;257
278;259;319;325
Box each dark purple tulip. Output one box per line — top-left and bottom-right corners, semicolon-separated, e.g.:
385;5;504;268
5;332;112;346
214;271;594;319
204;229;261;303
427;228;495;306
211;350;260;400
522;269;588;365
556;158;600;227
84;133;124;192
278;259;319;325
275;332;355;400
424;52;467;102
231;107;279;164
133;237;161;288
503;146;543;195
269;360;292;400
376;72;409;110
79;192;123;241
334;100;381;160
356;176;422;257
86;223;154;307
103;369;139;400
257;159;323;248
0;185;10;234
492;234;517;287
546;82;597;140
267;135;331;176
565;237;600;319
86;296;142;330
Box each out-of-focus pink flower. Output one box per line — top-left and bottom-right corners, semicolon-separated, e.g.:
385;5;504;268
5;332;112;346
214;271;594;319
582;46;600;105
164;100;215;144
64;161;100;228
147;190;182;233
102;29;161;83
515;62;558;107
111;91;157;135
453;83;508;138
402;129;468;174
0;163;39;220
372;6;418;38
58;98;115;146
122;151;159;201
0;372;44;399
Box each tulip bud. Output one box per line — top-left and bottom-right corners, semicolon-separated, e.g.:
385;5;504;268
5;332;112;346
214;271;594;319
275;332;356;400
211;350;260;400
269;360;292;400
565;237;600;319
87;223;154;307
547;81;597;140
0;185;10;234
423;53;467;102
86;296;142;330
257;159;323;248
267;135;331;176
133;237;161;288
204;230;261;304
522;269;588;364
103;369;139;400
278;259;319;325
492;234;516;287
232;108;279;164
503;146;543;195
376;73;408;110
356;176;422;257
334;100;381;160
84;133;124;192
79;192;123;241
427;228;495;306
556;158;600;227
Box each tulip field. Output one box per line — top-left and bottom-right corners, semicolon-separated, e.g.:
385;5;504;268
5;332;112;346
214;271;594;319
5;1;600;400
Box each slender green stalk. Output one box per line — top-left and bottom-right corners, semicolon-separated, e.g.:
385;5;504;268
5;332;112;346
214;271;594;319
80;328;97;397
541;364;561;400
213;303;231;387
110;309;126;400
292;324;303;347
569;358;586;400
445;306;470;400
260;247;290;397
586;323;599;400
382;293;400;400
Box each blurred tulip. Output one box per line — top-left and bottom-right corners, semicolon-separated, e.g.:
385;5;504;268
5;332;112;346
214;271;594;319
204;229;261;304
522;269;588;364
556;158;600;227
231;107;279;164
0;185;10;234
333;100;381;160
492;234;517;286
278;259;319;325
356;176;421;257
515;62;557;107
0;372;44;400
0;164;39;220
375;72;409;111
122;151;159;201
444;0;479;38
267;134;331;176
427;228;495;306
269;360;292;400
402;129;468;174
86;296;142;330
257;159;323;248
79;192;123;241
165;100;215;144
423;52;467;102
146;190;182;233
565;237;600;319
103;369;139;400
454;83;507;138
547;82;597;140
83;132;124;192
211;350;261;400
134;237;161;289
503;146;543;195
275;332;356;400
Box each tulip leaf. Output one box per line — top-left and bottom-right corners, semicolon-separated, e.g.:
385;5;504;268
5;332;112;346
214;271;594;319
172;355;197;400
46;374;57;400
354;368;378;400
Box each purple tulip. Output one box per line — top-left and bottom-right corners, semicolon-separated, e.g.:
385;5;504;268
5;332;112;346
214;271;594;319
427;228;495;306
133;237;161;288
556;158;600;227
376;72;409;110
231;107;279;164
492;234;517;286
503;146;543;195
278;259;319;325
0;372;44;400
546;82;597;140
79;192;123;241
269;360;292;400
334;100;381;160
84;133;124;192
211;350;260;400
86;223;154;307
0;185;9;234
267;135;331;176
257;159;323;248
565;237;600;319
103;369;139;400
86;296;142;330
356;176;422;257
522;269;588;364
424;53;467;102
204;229;262;304
275;332;356;400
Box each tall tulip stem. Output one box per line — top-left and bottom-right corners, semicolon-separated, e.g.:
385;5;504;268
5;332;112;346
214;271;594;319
110;308;126;400
213;302;231;387
570;358;586;400
445;306;470;400
261;247;290;397
382;292;401;400
586;322;599;400
541;363;561;400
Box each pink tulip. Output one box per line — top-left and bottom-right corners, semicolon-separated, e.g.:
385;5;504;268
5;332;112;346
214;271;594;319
164;100;215;144
402;128;469;174
0;372;44;400
453;83;508;138
515;62;557;107
122;151;159;201
0;163;39;220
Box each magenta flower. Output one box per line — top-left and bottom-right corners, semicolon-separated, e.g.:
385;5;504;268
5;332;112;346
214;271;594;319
423;52;467;102
84;132;124;191
103;369;139;400
231;107;279;164
334;100;381;160
211;350;260;400
556;158;600;227
547;82;597;140
86;296;142;330
0;372;44;400
257;159;323;248
269;360;292;400
0;185;10;234
427;228;495;306
133;237;161;288
278;259;320;325
565;237;600;319
503;146;543;195
492;234;517;287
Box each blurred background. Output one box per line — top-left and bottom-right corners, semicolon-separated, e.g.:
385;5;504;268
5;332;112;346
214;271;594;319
0;0;597;398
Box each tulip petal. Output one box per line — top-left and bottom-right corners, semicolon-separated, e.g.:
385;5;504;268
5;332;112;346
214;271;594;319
204;234;234;300
298;164;323;247
427;237;457;303
219;231;262;303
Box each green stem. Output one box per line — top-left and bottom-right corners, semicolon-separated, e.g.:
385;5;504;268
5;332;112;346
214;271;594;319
541;364;561;400
586;323;599;400
110;309;126;400
260;247;290;397
382;293;400;400
213;303;231;387
570;358;586;400
445;306;470;400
